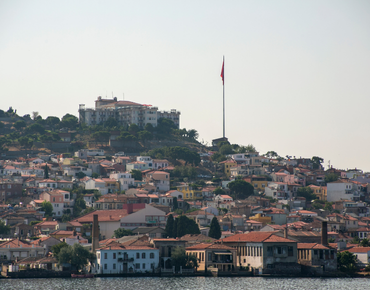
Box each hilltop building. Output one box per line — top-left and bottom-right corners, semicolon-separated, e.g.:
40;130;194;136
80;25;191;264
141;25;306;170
78;96;180;128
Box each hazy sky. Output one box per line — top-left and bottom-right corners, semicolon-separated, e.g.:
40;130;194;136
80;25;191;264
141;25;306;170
1;0;369;171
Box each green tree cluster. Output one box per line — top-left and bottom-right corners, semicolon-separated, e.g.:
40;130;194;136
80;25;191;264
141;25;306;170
337;251;357;273
57;243;96;271
227;179;254;200
296;187;317;201
165;215;200;238
147;146;200;166
113;228;134;238
171;247;198;270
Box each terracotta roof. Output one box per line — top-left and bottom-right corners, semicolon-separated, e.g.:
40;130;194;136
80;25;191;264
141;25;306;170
186;243;235;251
222;232;295;243
72;209;130;223
297;243;330;250
347;247;370;253
0;239;33;248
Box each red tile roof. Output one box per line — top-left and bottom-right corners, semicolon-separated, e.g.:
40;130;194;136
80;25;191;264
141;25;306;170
221;232;296;243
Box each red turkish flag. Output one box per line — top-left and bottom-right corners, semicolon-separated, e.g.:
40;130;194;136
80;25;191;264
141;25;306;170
220;59;224;85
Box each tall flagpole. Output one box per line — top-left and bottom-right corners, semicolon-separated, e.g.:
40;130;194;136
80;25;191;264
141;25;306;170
221;56;225;138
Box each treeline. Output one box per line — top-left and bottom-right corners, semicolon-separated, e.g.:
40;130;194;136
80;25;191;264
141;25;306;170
145;146;201;166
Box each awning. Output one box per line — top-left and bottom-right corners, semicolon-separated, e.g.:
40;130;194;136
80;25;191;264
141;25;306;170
214;252;232;255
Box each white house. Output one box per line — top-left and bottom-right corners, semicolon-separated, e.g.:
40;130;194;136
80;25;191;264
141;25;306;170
119;204;167;230
347;247;370;267
95;242;159;274
110;172;135;191
327;179;361;202
64;166;92;177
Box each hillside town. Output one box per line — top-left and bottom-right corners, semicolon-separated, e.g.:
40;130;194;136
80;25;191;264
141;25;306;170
0;100;370;278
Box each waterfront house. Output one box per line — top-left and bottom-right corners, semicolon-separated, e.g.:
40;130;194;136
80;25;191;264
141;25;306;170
95;242;159;274
185;243;236;272
221;232;300;274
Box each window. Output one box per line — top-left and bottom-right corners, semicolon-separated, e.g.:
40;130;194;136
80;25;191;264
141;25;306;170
104;264;107;269
113;253;116;259
277;247;282;255
288;246;293;257
136;263;140;269
104;253;107;259
136;253;140;259
208;253;212;261
142;253;146;259
97;253;100;259
142;263;145;269
267;246;273;257
150;253;154;259
113;263;116;269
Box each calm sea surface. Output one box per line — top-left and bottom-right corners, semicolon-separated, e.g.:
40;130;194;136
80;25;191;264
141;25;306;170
1;277;369;290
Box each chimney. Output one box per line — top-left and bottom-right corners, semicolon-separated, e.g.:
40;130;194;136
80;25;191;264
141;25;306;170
92;214;99;253
284;226;288;239
321;221;328;246
127;203;133;214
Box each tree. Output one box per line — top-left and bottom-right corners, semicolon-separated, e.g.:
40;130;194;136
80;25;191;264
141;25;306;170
351;236;360;244
165;214;175;238
104;117;118;128
176;215;200;238
113;228;134;238
208;217;221;239
92;131;110;144
187;129;198;140
27;123;45;134
138;130;153;143
337;251;357;273
76;172;86;179
311;156;324;170
18;136;33;149
227;179;254;199
325;173;339;184
41;201;53;217
45;116;60;127
144;123;154;132
219;144;234;155
14;120;26;130
296;187;317;201
211;152;226;163
360;238;370;247
172;217;178;238
264;151;279;158
44;164;49;179
60;114;78;129
61;214;71;222
171;247;198;270
130;169;142;181
0;219;10;235
245;144;256;152
214;187;225;195
173;197;178;210
324;202;333;212
51;242;68;257
57;243;96;271
128;123;140;135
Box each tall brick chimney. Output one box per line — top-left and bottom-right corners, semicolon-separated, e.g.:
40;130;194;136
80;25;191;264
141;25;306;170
127;203;133;214
321;221;328;246
92;214;99;253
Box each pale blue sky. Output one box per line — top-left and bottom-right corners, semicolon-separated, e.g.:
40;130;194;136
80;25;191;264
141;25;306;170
1;0;369;171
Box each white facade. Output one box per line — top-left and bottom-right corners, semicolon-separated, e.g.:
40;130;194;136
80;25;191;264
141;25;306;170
110;172;135;191
96;246;159;274
119;204;167;230
79;97;180;128
327;180;361;202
